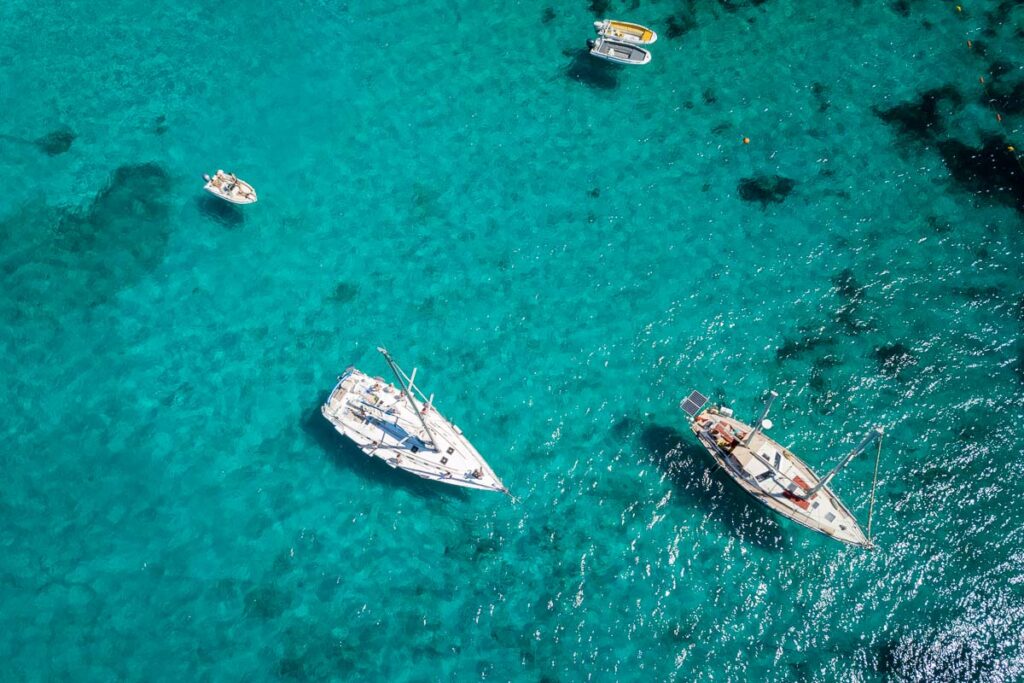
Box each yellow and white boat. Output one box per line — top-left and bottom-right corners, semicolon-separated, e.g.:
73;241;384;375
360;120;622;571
593;19;658;45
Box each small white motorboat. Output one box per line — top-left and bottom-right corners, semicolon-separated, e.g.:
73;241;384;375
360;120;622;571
202;169;257;205
587;37;651;66
593;19;658;45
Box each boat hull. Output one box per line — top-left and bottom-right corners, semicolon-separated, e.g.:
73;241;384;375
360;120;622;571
203;185;257;205
588;38;652;65
594;19;658;45
688;410;870;548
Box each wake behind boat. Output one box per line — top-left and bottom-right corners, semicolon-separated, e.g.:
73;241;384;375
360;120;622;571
202;169;257;205
587;37;651;65
593;19;658;45
680;390;883;548
322;347;508;494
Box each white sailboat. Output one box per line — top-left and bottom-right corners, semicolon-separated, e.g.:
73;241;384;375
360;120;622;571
680;390;883;548
322;347;508;493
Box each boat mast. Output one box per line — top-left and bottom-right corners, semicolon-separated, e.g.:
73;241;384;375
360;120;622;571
377;346;438;449
802;426;884;498
744;390;778;445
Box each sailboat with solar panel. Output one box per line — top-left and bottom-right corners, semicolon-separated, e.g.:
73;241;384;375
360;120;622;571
679;390;883;548
322;347;509;494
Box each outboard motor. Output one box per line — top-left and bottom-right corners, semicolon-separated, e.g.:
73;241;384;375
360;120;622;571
586;39;596;50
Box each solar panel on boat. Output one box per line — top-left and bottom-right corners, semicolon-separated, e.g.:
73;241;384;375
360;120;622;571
680;390;709;417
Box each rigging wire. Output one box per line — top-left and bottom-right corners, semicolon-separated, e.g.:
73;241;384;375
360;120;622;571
866;430;884;544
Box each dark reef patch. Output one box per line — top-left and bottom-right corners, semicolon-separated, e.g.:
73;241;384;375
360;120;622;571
831;268;873;333
588;0;610;17
153;114;169;135
810;81;830;112
776;335;834;361
329;281;359;303
566;50;619;90
244;585;290;619
927;215;953;234
702;88;717;105
873;343;917;377
876;636;992;682
610;415;636;441
987;60;1014;80
832;268;863;302
873;86;962;139
541;7;556;24
717;0;769;10
951;285;1000;303
0;163;172;316
937;137;1024;214
986;79;1024;115
808;368;827;393
588;187;601;198
276;621;359;680
35;126;76;156
667;13;697;38
737;175;796;205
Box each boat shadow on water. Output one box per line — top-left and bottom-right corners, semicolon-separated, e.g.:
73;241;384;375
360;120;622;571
639;423;788;552
196;194;245;229
564;49;620;90
300;395;469;502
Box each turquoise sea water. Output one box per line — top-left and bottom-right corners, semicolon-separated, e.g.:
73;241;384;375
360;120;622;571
2;0;1023;680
